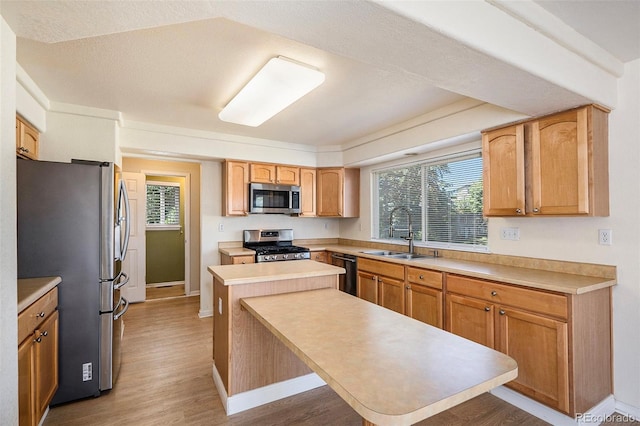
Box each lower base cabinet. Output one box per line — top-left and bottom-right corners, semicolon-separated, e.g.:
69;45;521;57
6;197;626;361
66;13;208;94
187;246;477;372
445;274;610;417
18;288;59;426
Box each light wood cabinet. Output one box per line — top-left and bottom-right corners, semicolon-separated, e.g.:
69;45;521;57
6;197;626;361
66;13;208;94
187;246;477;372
18;287;59;426
16;116;39;160
317;168;360;218
299;168;317;217
445;274;610;416
310;251;327;263
357;258;405;314
405;267;443;328
482;124;525;216
220;253;255;265
223;161;249;216
482;105;609;216
250;163;300;185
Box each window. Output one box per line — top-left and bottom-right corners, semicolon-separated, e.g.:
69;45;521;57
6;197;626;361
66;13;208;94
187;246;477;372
146;182;180;227
374;152;487;251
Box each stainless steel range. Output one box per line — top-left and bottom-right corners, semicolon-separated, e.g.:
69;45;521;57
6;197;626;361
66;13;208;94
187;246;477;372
243;229;311;262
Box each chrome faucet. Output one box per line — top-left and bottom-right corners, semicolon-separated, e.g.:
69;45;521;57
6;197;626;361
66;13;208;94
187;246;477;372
389;206;414;254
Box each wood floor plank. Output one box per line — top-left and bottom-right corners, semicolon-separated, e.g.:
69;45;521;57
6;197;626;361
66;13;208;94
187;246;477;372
42;296;561;426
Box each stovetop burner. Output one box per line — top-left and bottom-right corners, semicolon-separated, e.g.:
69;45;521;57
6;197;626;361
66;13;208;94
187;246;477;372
243;229;311;262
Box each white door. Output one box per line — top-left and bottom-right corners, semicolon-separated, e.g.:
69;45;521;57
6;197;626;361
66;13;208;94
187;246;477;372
120;172;146;303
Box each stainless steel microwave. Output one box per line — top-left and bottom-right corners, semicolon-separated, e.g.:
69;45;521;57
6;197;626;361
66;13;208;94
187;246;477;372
249;183;301;214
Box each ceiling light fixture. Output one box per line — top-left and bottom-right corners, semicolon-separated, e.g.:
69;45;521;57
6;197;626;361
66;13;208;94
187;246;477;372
218;56;325;127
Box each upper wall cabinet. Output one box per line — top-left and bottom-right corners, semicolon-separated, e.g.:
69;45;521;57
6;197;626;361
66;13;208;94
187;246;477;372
16;116;39;160
482;124;525;216
317;168;360;218
223;160;249;216
250;163;300;186
299;168;317;217
482;105;609;217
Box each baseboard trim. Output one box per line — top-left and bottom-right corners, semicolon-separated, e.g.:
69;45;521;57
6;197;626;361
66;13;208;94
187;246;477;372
491;386;616;425
146;281;184;288
211;363;326;415
614;400;640;422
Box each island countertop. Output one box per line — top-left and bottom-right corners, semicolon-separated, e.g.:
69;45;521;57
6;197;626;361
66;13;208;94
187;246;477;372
241;288;518;426
208;260;345;286
18;276;61;313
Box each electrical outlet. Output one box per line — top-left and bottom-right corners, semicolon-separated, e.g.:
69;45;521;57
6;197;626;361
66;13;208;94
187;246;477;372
82;363;92;382
500;227;520;241
599;229;612;245
218;223;224;232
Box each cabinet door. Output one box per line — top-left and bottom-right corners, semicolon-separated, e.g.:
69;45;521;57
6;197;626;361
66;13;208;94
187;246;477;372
276;166;300;185
224;161;249;216
317;168;344;217
34;311;58;420
482;124;525;216
250;163;276;183
530;107;589;215
497;306;569;414
18;337;35;426
299;168;317;217
406;284;443;328
446;294;495;348
379;276;405;314
16;117;39;160
357;271;378;304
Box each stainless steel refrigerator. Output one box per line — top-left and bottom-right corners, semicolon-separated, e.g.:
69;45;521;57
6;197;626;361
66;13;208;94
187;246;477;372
17;158;130;404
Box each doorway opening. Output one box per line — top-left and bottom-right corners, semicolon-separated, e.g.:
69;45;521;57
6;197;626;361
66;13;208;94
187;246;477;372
144;173;190;301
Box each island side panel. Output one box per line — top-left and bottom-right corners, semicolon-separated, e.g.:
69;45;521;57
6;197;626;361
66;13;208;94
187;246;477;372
213;278;230;392
229;275;338;395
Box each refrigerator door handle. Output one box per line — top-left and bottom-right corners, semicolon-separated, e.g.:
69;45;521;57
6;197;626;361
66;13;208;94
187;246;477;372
113;297;129;321
113;271;129;290
117;179;131;261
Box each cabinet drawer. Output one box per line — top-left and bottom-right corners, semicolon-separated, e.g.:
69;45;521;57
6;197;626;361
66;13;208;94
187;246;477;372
407;267;442;290
232;255;255;265
447;275;567;319
311;251;327;263
357;258;404;280
18;287;58;344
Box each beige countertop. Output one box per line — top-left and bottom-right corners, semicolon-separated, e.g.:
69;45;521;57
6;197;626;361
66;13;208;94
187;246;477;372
219;246;255;257
303;244;615;295
241;288;518;426
18;276;61;313
208;260;345;286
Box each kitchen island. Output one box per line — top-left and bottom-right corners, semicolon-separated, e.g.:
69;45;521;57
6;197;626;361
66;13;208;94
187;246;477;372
209;261;518;425
207;260;345;415
242;288;517;426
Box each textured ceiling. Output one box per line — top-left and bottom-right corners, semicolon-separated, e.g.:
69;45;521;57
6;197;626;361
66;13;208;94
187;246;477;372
2;0;638;148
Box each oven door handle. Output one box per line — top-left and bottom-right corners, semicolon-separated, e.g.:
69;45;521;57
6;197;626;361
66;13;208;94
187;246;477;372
331;254;357;263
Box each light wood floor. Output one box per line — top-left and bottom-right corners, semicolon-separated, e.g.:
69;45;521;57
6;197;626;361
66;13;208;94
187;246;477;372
42;297;630;426
146;283;185;300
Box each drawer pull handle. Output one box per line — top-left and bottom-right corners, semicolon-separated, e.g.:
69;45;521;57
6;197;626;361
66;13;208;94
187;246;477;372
41;331;48;337
419;275;424;280
516;208;522;214
406;285;411;289
34;337;42;343
37;312;46;318
499;310;506;315
484;306;491;312
491;291;497;296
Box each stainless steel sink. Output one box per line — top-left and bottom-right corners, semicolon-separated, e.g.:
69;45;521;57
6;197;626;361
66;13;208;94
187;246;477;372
360;250;438;260
386;253;430;260
360;250;405;256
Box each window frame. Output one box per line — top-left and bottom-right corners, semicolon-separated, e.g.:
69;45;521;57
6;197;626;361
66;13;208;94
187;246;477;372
146;181;182;231
372;149;488;253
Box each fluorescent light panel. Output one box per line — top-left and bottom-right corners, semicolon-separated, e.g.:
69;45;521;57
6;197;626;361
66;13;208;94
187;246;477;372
219;56;325;127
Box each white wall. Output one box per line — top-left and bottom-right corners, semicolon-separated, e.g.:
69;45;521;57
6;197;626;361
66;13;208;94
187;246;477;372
40;106;120;164
0;14;18;426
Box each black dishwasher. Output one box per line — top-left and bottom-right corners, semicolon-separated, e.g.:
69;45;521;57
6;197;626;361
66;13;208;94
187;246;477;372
330;253;357;296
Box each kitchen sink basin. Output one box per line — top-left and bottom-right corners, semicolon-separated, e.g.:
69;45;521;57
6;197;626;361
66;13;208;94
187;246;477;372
360;250;405;256
360;250;438;260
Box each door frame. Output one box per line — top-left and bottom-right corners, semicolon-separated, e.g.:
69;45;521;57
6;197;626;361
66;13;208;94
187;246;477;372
142;169;191;296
